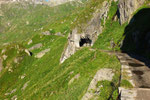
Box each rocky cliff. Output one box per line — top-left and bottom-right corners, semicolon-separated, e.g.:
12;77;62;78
119;0;150;58
60;1;111;63
118;0;145;25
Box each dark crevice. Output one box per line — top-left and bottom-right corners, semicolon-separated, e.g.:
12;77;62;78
79;36;92;47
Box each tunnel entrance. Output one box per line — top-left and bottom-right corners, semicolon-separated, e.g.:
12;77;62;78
79;36;92;47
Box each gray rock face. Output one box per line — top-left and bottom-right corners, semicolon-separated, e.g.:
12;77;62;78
82;68;114;100
25;49;32;56
0;58;3;73
42;31;51;36
118;0;145;25
21;81;30;91
68;73;80;85
35;48;50;58
60;1;111;63
28;43;42;51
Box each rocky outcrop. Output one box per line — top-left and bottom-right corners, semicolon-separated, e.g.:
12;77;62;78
118;0;145;25
0;58;3;73
35;48;50;58
28;43;42;51
82;68;114;100
60;1;111;63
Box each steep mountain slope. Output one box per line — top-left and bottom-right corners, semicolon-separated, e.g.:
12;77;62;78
0;0;150;100
0;1;85;44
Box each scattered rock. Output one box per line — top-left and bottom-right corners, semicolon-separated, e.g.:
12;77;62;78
7;22;11;26
0;58;3;72
21;81;30;91
1;49;6;54
11;95;17;100
35;48;50;58
19;74;26;79
8;67;13;72
27;40;32;45
69;71;74;75
3;43;9;46
14;58;19;64
26;21;29;25
5;88;17;96
68;73;80;85
42;31;51;36
2;55;7;60
29;43;43;51
25;49;32;56
114;0;118;2
110;40;115;49
82;68;114;100
55;32;64;36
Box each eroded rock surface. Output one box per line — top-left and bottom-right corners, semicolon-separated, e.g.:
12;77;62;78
28;43;43;51
0;58;3;72
82;68;114;100
68;73;80;85
60;1;111;63
22;81;30;91
118;0;145;24
35;48;50;58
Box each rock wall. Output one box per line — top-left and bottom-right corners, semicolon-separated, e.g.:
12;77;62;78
60;1;111;63
118;0;145;25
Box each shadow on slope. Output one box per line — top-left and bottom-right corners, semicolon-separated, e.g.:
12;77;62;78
121;8;150;67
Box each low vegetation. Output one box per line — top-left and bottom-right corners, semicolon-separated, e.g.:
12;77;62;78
0;0;149;99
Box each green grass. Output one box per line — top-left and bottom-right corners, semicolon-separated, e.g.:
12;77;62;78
0;44;121;99
0;0;133;99
0;1;85;44
93;1;127;51
96;80;114;100
120;79;133;88
71;0;106;33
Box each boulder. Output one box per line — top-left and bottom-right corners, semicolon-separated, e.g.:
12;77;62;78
41;31;51;36
0;58;3;72
35;48;50;58
68;73;80;85
55;32;64;36
27;40;32;45
2;55;7;60
82;68;114;100
28;43;42;51
25;49;32;56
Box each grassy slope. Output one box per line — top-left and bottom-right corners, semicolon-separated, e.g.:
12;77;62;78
0;1;84;44
0;1;122;100
93;1;127;51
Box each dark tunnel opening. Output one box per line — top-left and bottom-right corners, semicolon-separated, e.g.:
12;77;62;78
79;37;92;47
